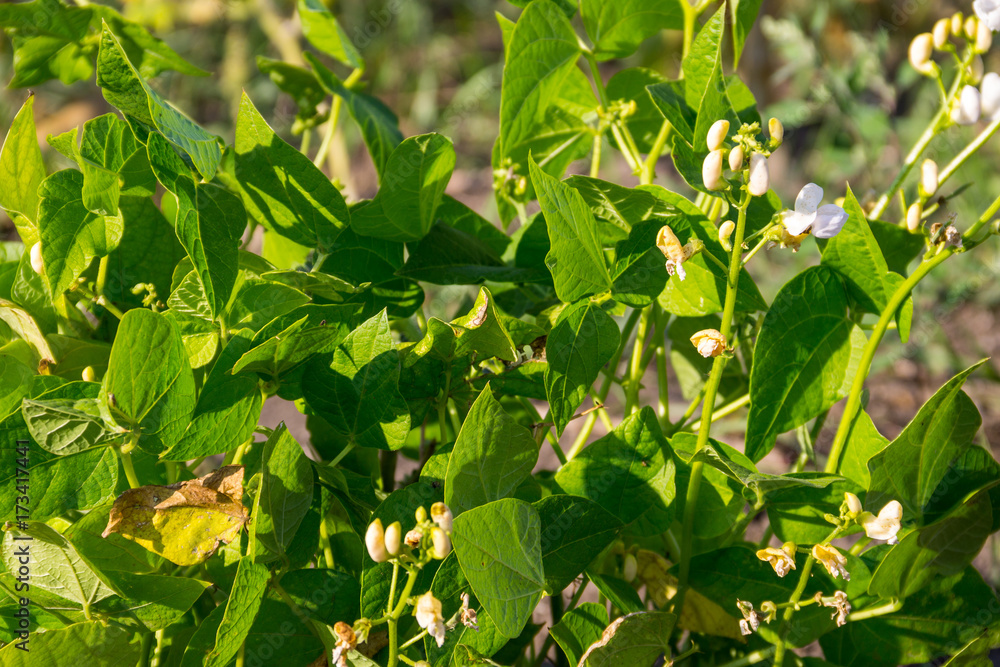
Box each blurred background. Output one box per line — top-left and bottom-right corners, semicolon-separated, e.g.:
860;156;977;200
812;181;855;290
2;0;1000;584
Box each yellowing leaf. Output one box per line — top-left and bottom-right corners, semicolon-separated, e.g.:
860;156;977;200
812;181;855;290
102;465;247;566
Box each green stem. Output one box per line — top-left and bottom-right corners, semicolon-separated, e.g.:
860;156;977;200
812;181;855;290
772;556;816;666
151;629;164;667
825;249;954;473
235;641;246;667
741;234;772;265
624;307;653;414
681;3;697;60
387;567;420;667
870;111;943;220
715;647;776;667
299;128;312;156
314;68;363;169
254;0;303;65
653;306;670;426
120;446;140;489
96;255;109;300
590;132;603;178
673;189;752;615
692;393;750;429
319;517;336;569
438;368;453;443
934;117;1000;196
585;52;609;107
139;631;154;667
327;441;356;469
641;120;672;185
847;598;902;622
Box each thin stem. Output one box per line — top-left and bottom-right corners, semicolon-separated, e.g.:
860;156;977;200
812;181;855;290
319;517;336;569
585;52;609;107
673;189;752;615
693;393;750;429
825;249;954;473
387;567;421;667
120;448;140;489
681;3;696;61
254;0;303;65
96;255;109;300
847;598;902;622
741;234;771;265
935;118;1000;190
641;120;672;185
870;110;943;220
327;442;356;469
590;132;603;178
236;641;246;667
714;647;776;667
139;632;154;667
624;307;653;414
151;629;164;667
398;630;428;651
299;128;312;156
438;368;453;443
772;556;816;666
654;306;670;426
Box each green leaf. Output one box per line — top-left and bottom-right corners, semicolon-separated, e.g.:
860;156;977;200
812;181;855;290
587;573;645;613
235;93;350;252
89;5;208;78
606;68;669;153
302;310;410;450
21;395;112;455
686;545;801;617
551;602;610;666
102;308;196;454
529;159;612;302
731;0;764;67
256;57;328;126
581;0;684;61
350;134;455;242
745;266;866;462
0;354;34;419
96;24;221;179
820;185;913;341
445;386;539;516
1;521;117;610
409;287;519;364
297;0;363;68
0;0;94;88
869;219;926;275
202;556;269;667
869;491;993;599
0;621;139;666
555;407;675;526
765;475;864;544
544;300;619;434
499;0;581;163
163;333;263;461
821;567;1000;667
95;570;209;632
66;502;162;574
580;611;676;667
671;434;747;539
838;407;888;489
0;95;46;244
226;278;311;332
0;298;54;363
534;495;622;593
307;52;403;178
866;361;985;524
37;169;123;296
256;423;314;557
452;498;545;639
148;132;244;318
646;80;695;146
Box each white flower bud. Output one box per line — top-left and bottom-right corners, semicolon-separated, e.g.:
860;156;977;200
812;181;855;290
951;85;981;124
976;19;993;53
908;33;935;75
623;553;638;582
952;12;965;37
907;202;923;232
845;492;863;515
966;16;979;40
933;18;951;48
981;71;1000;120
768;117;784;146
920;159;939;197
430;526;451;559
702;149;725;190
707;119;730;151
384;521;402;556
30;242;44;275
747;153;769;196
365;519;388;563
718;220;735;251
728;144;744;171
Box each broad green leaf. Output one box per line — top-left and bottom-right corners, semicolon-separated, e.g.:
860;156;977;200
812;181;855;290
163;333;263;461
838;406;888;489
671;434;745;539
821;567;1000;667
731;0;764;67
10;249;57;336
21;395;113;455
1;521;117;610
555;407;675;526
302;310;410;450
102;308;196;454
581;0;684;60
226;277;311;331
587;573;645;613
307;52;403;178
0;354;34;418
102;465;248;566
534;495;622;593
0;0;94;88
745;266;866;462
765;475;864;544
66;502;161;574
821;185;912;341
565;176;663;235
530;159;612;302
0;620;138;666
580;611;676;667
89;5;208;78
96;24;221;179
0;298;54;364
410;287;518;364
256;56;328;127
256;423;314;557
297;0;363;68
866;361;985;523
682;6;725;112
544;300;619;434
499;0;581;163
870;219;926;275
203;555;269;667
350;134;455;242
445;386;539;516
551;602;610;666
425;553;508;666
452;498;545;639
869;491;992;599
148;132;244;318
37;169;123;296
235;93;350;251
96;570;209;632
646;80;696;145
0;95;45;244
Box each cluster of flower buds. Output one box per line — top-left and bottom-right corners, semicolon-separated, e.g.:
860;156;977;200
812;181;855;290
365;502;454;565
492;157;527;200
843;492;904;545
655;225;703;281
598;98;638;124
701;118;782;197
912;12;992;77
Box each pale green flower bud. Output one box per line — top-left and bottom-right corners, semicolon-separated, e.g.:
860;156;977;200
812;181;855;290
768;117;784;146
82;366;96;382
933;18;951;48
622;553;638;582
430;526;451;559
30;243;44;276
976;20;993;53
952;12;965;37
845;492;863;515
415;506;428;523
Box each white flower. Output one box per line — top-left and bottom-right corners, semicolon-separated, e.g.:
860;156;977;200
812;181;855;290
756;543;797;577
859;500;903;545
812;544;850;581
920;159;939;197
975;0;1000;32
951;85;981;125
458;592;479;631
430;502;453;532
736;600;761;635
981;72;1000;120
747;153;769;196
781;184;848;238
690;329;727;358
415;592;447;647
822;591;852;627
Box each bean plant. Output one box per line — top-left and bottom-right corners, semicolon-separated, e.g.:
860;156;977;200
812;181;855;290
0;0;999;666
